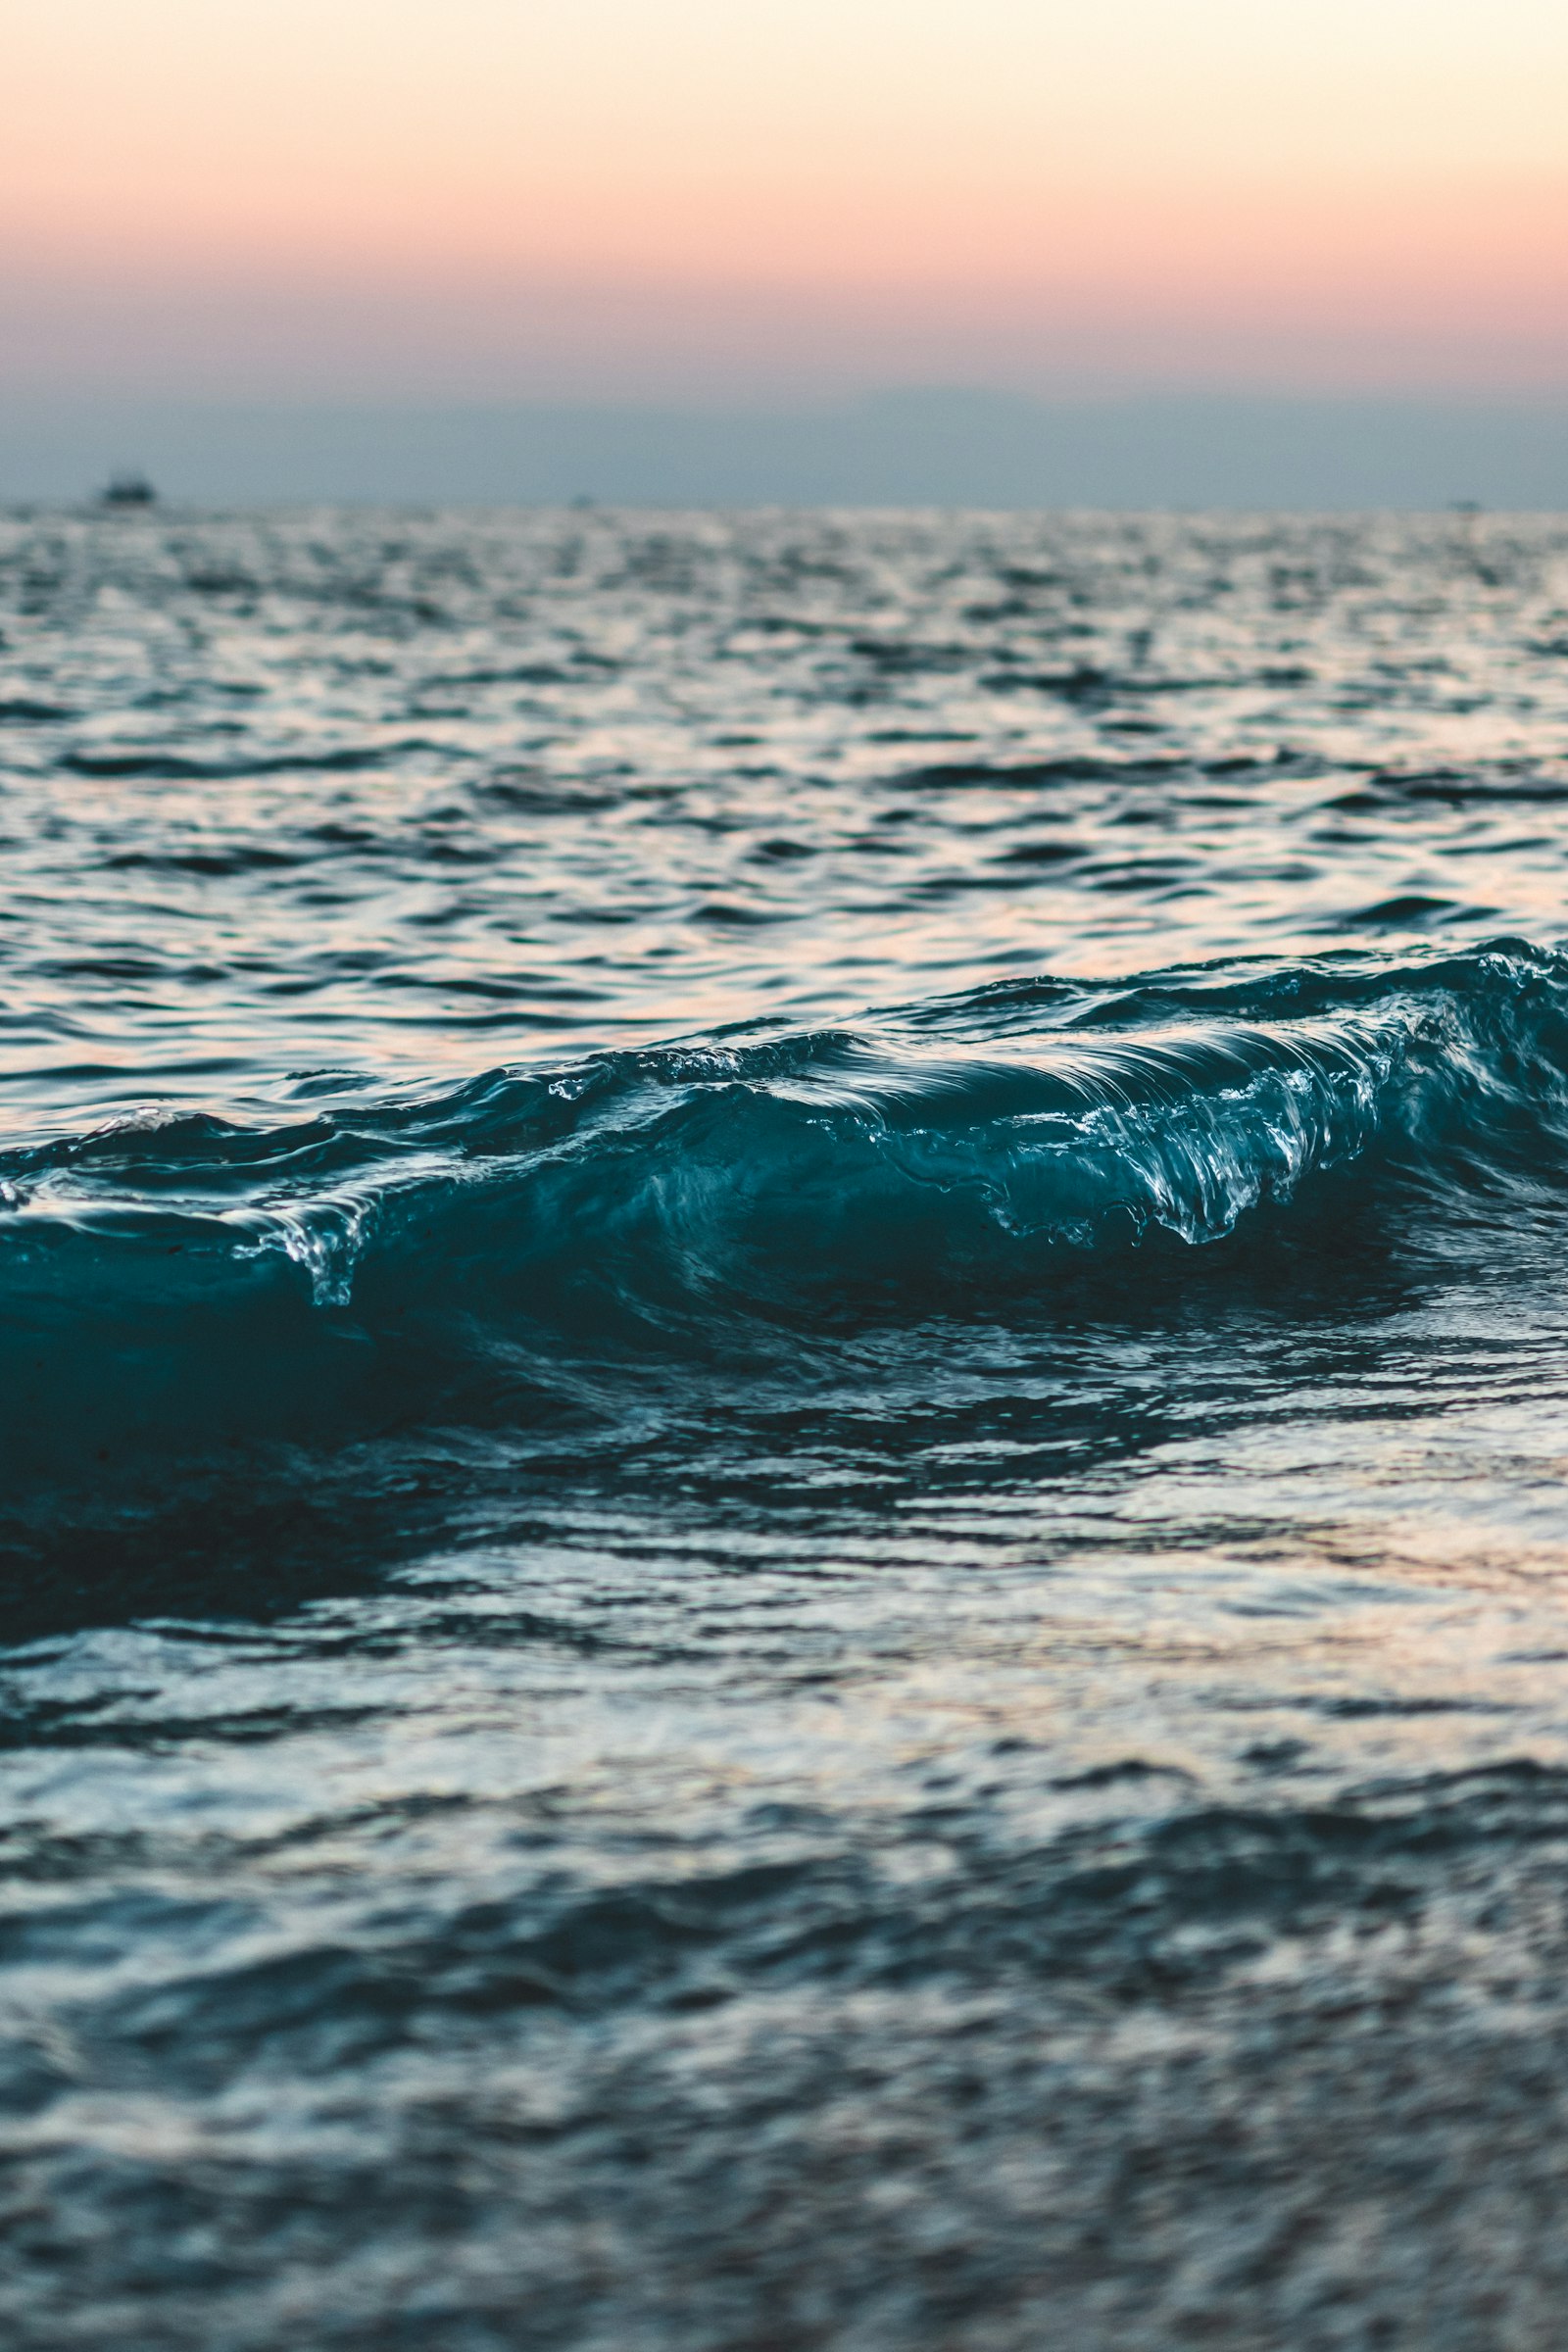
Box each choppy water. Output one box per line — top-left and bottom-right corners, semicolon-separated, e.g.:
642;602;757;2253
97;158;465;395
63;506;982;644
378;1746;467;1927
6;506;1568;2348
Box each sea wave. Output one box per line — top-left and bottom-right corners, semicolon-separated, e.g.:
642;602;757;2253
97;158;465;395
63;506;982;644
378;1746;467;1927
3;941;1567;1481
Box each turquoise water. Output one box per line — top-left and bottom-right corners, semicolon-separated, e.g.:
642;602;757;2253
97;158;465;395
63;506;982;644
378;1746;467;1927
5;508;1568;2347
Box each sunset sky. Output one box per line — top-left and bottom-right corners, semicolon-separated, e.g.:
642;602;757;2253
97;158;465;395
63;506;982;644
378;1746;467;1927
4;0;1568;401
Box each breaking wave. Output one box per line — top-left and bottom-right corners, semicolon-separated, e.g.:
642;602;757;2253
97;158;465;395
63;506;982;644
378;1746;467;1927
4;941;1568;1483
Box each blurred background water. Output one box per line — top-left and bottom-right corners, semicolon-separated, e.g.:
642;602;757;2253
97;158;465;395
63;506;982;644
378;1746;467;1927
5;506;1568;2348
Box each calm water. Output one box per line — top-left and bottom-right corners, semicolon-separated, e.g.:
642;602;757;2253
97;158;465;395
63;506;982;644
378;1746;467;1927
5;507;1568;2348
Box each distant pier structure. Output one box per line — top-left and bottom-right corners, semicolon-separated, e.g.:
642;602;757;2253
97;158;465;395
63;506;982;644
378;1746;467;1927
98;472;158;509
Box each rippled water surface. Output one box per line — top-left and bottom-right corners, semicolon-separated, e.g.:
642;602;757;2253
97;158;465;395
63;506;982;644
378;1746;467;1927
6;507;1568;2348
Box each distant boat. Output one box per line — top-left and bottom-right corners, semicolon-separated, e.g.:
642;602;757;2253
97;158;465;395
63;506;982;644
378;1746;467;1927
99;472;157;509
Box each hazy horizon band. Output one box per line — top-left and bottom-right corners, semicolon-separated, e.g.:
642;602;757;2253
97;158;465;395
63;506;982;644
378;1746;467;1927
4;386;1566;511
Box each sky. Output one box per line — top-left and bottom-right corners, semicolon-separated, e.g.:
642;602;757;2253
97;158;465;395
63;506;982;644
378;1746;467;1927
4;0;1568;405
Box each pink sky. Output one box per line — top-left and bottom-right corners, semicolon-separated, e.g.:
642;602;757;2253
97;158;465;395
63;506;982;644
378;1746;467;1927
5;0;1568;400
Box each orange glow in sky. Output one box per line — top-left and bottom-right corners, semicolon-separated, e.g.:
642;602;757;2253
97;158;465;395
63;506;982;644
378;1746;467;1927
4;0;1567;396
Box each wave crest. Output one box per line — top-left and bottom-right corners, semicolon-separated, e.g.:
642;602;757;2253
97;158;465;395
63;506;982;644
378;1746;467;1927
3;942;1567;1476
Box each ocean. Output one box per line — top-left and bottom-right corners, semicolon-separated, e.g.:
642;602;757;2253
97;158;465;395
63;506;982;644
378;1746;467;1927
4;504;1568;2347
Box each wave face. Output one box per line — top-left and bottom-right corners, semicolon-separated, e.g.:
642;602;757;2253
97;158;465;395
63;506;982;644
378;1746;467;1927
10;510;1568;2352
3;941;1567;1491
